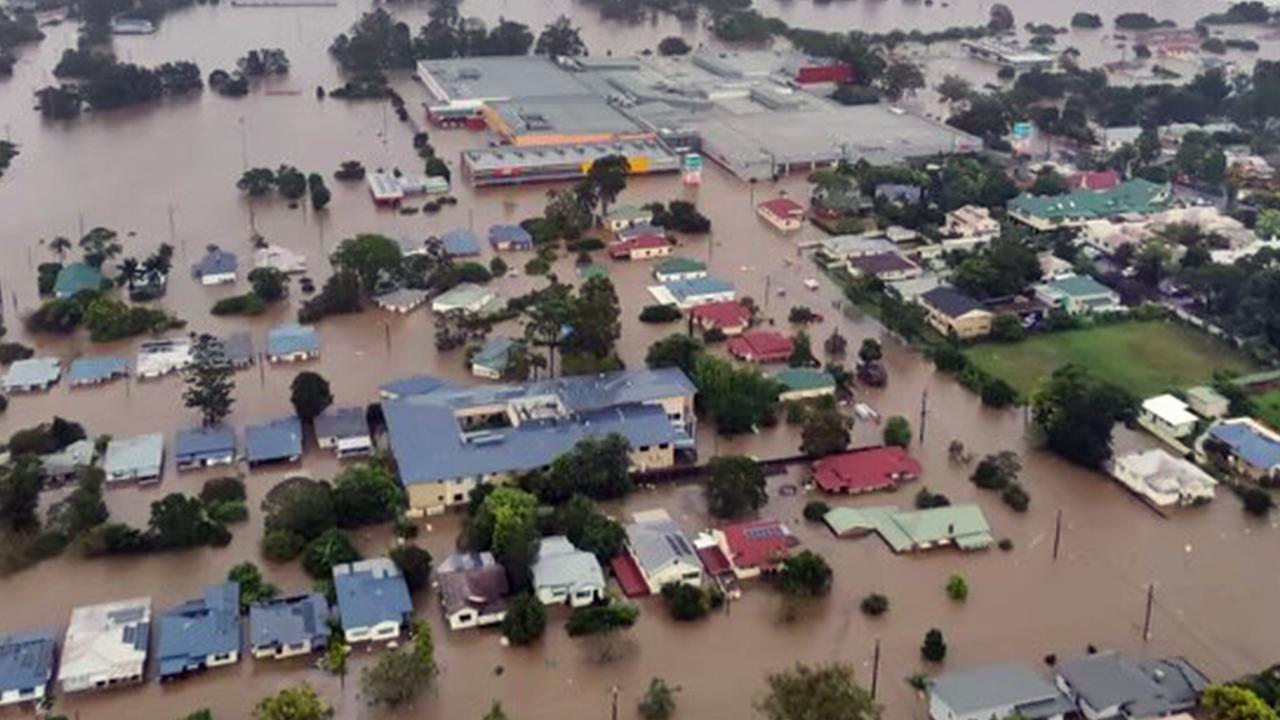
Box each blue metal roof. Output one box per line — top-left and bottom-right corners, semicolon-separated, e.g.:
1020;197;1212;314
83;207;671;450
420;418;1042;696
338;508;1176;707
267;324;319;358
156;583;241;678
332;558;413;634
488;224;533;249
472;336;516;371
248;594;329;652
192;249;238;278
314;407;368;441
245;417;302;464
67;356;128;385
174;425;236;461
664;277;734;303
0;629;56;695
440;229;480;257
53;263;103;299
379;375;459;400
1209;421;1280;471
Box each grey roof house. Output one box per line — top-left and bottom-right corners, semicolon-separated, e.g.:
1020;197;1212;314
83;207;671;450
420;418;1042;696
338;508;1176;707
1054;651;1208;720
192;248;238;285
175;426;236;471
624;509;703;595
2;358;61;393
103;433;164;484
0;630;57;707
245;417;303;467
531;536;605;607
67;357;128;387
156;582;242;681
215;333;255;369
266;324;319;363
333;558;414;644
314;407;372;459
40;439;95;485
437;552;511;631
929;662;1074;720
248;594;330;660
470;336;518;380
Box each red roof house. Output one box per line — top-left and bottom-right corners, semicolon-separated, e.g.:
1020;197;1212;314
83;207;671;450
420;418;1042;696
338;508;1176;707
608;233;673;260
794;63;854;85
714;519;799;579
812;446;922;494
688;300;752;336
756;198;806;232
1067;170;1121;191
728;331;794;363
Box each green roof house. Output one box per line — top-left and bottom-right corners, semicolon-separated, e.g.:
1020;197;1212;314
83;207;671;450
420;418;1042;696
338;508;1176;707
54;263;104;299
604;205;653;233
823;504;993;552
1008;179;1172;231
774;367;836;401
1032;274;1122;316
653;257;708;283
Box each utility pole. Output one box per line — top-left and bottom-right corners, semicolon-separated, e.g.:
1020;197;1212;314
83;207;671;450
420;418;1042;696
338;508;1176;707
610;685;619;720
918;389;929;444
1142;584;1155;642
764;275;772;309
1052;509;1063;561
870;639;881;700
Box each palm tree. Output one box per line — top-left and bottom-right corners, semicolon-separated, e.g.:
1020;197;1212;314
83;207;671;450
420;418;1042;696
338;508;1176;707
49;236;72;261
117;257;141;289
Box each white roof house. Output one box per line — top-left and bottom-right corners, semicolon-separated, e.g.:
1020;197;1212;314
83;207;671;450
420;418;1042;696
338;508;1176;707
58;598;151;694
252;245;307;275
431;283;496;315
103;434;164;484
929;662;1073;720
1139;394;1199;440
2;358;61;393
531;536;605;608
624;509;703;594
136;339;191;380
1110;449;1217;507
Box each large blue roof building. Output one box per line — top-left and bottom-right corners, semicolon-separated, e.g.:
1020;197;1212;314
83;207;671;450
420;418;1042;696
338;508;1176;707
0;630;56;707
333;558;414;644
155;583;242;681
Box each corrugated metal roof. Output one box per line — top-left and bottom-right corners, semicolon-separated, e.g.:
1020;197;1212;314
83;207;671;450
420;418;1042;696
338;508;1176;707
155;583;241;678
245;417;302;464
332;558;413;634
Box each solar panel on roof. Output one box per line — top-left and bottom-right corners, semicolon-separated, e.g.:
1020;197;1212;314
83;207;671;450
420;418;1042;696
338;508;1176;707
745;525;784;540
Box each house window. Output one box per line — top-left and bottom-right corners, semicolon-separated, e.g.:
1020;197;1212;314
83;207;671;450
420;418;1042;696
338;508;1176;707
682;571;699;580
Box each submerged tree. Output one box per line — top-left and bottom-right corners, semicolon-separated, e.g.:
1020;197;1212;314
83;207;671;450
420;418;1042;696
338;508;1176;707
756;663;881;720
183;334;235;427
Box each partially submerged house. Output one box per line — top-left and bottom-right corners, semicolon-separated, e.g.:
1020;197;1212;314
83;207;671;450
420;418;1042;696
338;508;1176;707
333;558;414;644
653;257;708;283
136;339;191;380
470;336;519;380
0;630;56;707
252;245;307;275
191;248;238;286
248;594;330;660
604;205;653;233
688;300;753;336
314;407;372;459
1185;385;1229;419
847;251;922;282
928;662;1074;720
711;519;799;580
774;367;836;402
40;439;96;485
647;277;736;310
437;552;511;631
608;232;673;260
616;509;702;596
531;536;606;607
155;582;241;681
439;229;481;257
103;433;164;484
58;598;151;694
54;263;104;299
432;282;497;315
757;197;806;232
812;446;922;494
373;288;430;315
266;324;319;363
215;333;255;370
1053;652;1208;720
67;357;128;388
174;426;237;471
1109;449;1217;507
823;504;994;552
245;417;303;467
727;331;793;364
1201;417;1280;483
488;224;533;251
2;358;61;393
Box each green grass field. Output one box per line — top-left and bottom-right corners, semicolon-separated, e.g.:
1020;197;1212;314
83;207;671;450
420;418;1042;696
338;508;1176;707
1252;390;1280;432
965;321;1257;398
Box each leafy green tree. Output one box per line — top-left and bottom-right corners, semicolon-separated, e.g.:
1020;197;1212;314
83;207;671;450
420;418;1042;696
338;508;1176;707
1257;208;1280;240
936;74;972;103
945;574;969;602
474;487;539;588
704;455;767;519
882;416;912;448
45;466;109;539
276;165;307;201
803;500;830;522
881;60;925;100
148;493;225;549
238;168;277;197
860;593;889;616
801;406;851;458
181;710;213;720
332;463;401;527
302;527;359;579
565;276;622;363
228;561;279;613
248;267;287;302
565;603;639;636
1029;168;1071;196
389;544;433;593
183;334;236;427
483;702;512;720
529;434;633;503
546;494;626;562
524;284;575;377
261;529;307;562
657;36;691;56
0;458;44;532
79;226;121;269
307;173;331;210
858;338;882;364
582;154;629;217
1202;684;1280;720
254;684;333;720
502;592;547;645
49;235;72;261
638;678;677;720
360;621;437;707
534;15;585;57
789;331;816;367
646;334;704;374
922;628;948;662
970;451;1021;489
778;550;833;598
289;371;333;422
661;583;712;621
330;234;402;294
756;663;881;720
692;354;781;434
263;476;336;541
1031;365;1136;468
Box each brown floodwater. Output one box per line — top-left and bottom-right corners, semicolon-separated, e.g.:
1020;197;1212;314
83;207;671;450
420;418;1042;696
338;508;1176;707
0;1;1277;718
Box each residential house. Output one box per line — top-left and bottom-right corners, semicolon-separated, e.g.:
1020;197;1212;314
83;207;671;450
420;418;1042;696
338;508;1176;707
1185;386;1229;419
688;300;752;336
368;172;405;205
2;358;61;393
823;504;994;552
395;236;431;258
1139;395;1199;441
1202;418;1280;483
437;553;511;631
531;536;606;607
647;277;736;310
1109;449;1217;507
928;663;1074;720
727;331;793;364
383;368;694;514
820;235;899;264
314;407;372;459
266;324;320;363
155;583;241;681
136;339;191;380
1034;275;1122;315
252;245;307;275
333;558;414;644
378;375;459;401
488;224;533;251
248;594;330;660
1039;252;1076;280
1066;170;1122;191
373;288;430;315
438;229;481;257
940;205;1001;252
191;249;238;286
67;357;128;387
774;367;836;402
470;336;518;380
653;257;708;283
604;205;653;233
58;598;151;694
918;287;994;340
608;232;673;260
174;426;236;471
875;183;922;206
216;333;255;370
756;197;805;232
616;509;702;596
1008;179;1172;231
54;263;104;299
0;630;56;707
103;433;164;484
245;417;303;467
712;519;799;580
40;440;96;485
1054;652;1208;720
432;282;497;315
847;251;922;282
812;446;921;495
811;184;871;220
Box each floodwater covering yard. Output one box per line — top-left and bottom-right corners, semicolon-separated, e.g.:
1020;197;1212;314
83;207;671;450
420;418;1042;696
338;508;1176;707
965;321;1257;398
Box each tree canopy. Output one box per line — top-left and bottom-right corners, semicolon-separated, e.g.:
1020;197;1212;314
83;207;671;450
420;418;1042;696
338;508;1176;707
704;455;768;519
1031;365;1136;468
756;663;881;720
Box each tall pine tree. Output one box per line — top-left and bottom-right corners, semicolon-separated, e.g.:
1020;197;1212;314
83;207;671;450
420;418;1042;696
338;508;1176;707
183;334;235;427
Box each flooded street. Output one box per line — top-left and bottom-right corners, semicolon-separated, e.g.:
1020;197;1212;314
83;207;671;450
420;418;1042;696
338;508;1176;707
0;0;1277;718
